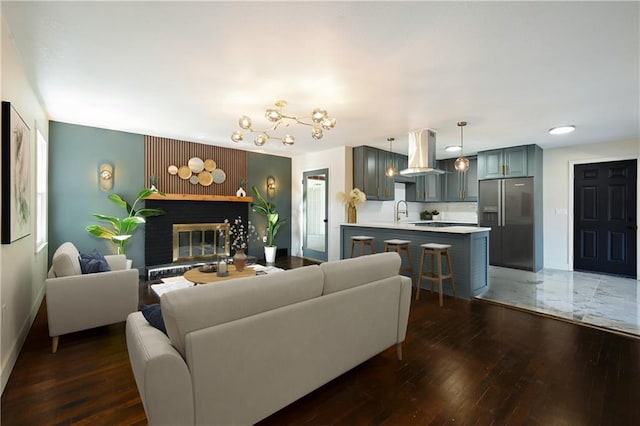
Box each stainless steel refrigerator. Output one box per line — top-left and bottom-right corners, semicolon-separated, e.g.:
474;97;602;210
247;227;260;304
479;177;538;271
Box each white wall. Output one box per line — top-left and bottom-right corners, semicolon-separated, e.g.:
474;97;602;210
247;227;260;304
291;146;351;261
542;139;640;277
1;16;49;392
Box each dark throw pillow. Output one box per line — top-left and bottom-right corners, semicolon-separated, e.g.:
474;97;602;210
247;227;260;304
141;304;167;335
78;249;112;274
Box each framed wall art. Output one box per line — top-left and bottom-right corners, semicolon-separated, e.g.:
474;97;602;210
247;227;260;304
2;101;31;244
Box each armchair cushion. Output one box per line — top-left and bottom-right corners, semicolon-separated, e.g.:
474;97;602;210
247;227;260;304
79;249;112;274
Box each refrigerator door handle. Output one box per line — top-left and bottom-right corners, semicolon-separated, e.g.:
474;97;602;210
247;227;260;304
499;180;506;227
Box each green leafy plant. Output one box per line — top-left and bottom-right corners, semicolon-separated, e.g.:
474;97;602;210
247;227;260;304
420;209;440;220
251;185;286;247
86;188;166;255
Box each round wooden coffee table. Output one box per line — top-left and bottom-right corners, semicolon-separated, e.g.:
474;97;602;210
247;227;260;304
183;265;256;284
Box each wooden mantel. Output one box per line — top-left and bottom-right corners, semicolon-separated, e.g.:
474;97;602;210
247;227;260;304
146;193;253;203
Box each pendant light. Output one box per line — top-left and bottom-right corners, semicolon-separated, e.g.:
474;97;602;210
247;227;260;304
454;121;470;173
385;137;397;177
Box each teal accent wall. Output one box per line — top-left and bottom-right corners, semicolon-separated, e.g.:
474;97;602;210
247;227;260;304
247;152;292;259
49;121;293;270
48;121;146;270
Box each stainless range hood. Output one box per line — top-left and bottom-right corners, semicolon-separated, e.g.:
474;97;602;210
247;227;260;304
399;128;445;176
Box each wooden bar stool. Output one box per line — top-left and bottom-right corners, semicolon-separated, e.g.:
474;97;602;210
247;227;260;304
417;243;457;306
350;236;376;257
383;239;414;281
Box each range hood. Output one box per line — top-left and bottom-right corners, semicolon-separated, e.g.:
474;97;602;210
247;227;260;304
399;128;445;176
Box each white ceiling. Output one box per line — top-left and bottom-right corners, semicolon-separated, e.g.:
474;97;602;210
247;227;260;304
2;1;639;158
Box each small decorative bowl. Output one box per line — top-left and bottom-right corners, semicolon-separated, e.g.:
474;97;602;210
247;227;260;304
198;264;217;273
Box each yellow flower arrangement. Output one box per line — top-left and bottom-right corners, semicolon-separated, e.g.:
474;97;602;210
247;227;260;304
337;188;367;208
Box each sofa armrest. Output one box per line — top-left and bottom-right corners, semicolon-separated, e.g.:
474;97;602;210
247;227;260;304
45;268;139;337
126;312;194;426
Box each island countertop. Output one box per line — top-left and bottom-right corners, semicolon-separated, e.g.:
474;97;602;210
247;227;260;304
341;221;490;234
340;223;490;299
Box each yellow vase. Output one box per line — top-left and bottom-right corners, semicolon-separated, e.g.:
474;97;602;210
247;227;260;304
347;205;357;223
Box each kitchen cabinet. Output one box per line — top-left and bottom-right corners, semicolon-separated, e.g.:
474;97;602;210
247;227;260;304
425;173;442;202
477;145;542;179
441;156;478;202
353;146;394;201
392;153;412;183
405;165;441;202
377;149;395;200
405;175;425;202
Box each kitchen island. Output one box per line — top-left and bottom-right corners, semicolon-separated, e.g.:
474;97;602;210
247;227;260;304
340;222;490;299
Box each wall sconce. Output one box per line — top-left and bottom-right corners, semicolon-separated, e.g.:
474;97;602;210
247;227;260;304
267;176;276;195
99;163;113;192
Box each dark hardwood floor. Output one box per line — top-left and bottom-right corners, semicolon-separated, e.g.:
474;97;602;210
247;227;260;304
2;257;639;425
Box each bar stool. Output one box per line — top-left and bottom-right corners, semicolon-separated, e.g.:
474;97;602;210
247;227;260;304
383;239;414;281
350;236;376;257
417;243;457;306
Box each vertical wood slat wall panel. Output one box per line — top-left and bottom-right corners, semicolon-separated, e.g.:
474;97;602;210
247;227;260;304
144;136;247;196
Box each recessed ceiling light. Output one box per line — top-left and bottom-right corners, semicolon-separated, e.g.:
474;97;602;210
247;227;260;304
445;145;461;152
549;125;576;135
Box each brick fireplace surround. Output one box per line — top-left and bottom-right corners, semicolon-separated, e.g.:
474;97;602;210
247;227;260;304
144;199;248;270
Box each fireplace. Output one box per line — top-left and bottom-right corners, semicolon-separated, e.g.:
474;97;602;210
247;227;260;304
172;223;230;262
145;199;248;274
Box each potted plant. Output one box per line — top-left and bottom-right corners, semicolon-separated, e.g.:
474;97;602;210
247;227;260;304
251;185;286;264
86;188;166;262
419;209;440;220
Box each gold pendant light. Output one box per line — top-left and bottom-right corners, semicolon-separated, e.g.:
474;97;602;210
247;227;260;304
454;121;470;173
385;137;396;177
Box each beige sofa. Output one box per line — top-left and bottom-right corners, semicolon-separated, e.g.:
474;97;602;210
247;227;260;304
46;242;139;353
126;252;412;426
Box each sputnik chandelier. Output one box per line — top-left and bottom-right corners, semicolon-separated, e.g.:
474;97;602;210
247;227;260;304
231;100;336;146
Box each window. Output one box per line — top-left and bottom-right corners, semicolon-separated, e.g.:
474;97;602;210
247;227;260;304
35;128;48;253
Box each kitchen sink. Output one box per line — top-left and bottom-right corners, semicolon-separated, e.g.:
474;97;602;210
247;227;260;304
413;221;477;228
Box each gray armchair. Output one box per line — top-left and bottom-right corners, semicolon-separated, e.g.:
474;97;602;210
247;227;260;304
45;242;139;353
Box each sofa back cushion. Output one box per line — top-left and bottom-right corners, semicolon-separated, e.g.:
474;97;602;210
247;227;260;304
161;265;324;357
51;242;82;277
320;252;401;295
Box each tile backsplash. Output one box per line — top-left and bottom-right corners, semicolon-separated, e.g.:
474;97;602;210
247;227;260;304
353;183;478;224
422;202;478;223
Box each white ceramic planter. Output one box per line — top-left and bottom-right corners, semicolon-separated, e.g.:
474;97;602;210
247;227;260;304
264;246;277;264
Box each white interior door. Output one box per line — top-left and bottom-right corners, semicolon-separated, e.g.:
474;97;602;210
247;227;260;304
302;169;328;261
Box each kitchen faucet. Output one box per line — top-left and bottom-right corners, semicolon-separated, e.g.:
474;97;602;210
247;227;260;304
395;200;408;222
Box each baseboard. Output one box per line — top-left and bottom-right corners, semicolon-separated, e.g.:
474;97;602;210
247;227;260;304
1;286;46;394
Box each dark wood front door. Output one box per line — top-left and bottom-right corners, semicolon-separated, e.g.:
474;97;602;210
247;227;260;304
574;159;637;277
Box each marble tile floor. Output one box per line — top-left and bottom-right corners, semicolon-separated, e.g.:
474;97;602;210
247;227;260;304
476;266;640;337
